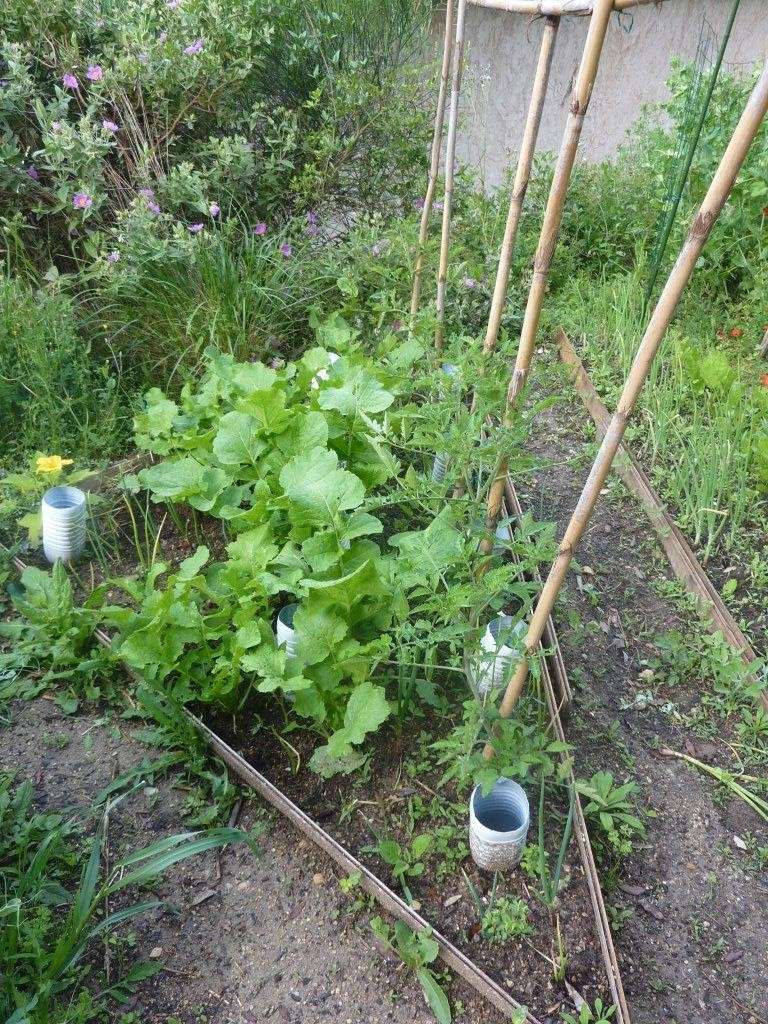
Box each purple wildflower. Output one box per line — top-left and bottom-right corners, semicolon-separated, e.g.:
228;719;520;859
137;52;149;65
413;197;425;212
72;191;93;210
102;119;119;133
306;210;319;236
26;165;40;181
167;0;182;7
390;319;403;332
253;222;267;236
183;39;204;56
139;188;155;199
62;72;79;90
158;31;168;43
279;242;292;258
86;64;103;82
307;210;318;225
462;276;478;289
51;121;63;132
106;250;120;263
434;200;444;212
188;222;204;233
209;202;220;217
147;201;161;215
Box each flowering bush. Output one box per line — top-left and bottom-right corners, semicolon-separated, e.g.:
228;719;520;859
0;0;431;270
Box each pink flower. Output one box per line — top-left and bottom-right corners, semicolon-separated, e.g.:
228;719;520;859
26;165;40;181
279;242;292;257
253;222;267;236
188;222;204;233
209;202;220;217
102;119;119;133
72;191;92;210
62;72;79;90
86;65;103;82
183;39;204;56
106;250;120;263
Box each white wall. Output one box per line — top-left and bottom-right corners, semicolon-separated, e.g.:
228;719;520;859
447;0;765;189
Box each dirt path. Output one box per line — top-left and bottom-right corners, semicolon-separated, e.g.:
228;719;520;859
521;359;768;1024
2;697;499;1024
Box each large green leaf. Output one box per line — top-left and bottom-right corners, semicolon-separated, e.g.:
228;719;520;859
318;367;394;417
416;967;452;1024
212;411;267;466
293;605;348;665
275;410;329;458
279;446;365;526
388;508;463;582
138;458;207;500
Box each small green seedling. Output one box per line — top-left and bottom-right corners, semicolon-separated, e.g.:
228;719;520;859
561;998;616;1024
372;833;432;902
371;918;451;1024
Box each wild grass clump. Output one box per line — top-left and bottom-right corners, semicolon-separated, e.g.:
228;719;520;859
0;276;126;461
94;221;337;385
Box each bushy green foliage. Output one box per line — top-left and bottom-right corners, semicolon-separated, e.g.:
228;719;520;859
481;895;533;943
632;60;768;298
0;277;125;460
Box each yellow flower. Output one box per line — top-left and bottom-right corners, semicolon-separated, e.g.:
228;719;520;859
35;455;73;474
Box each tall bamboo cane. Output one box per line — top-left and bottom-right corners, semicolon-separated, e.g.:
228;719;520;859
482;16;560;357
410;1;456;321
479;0;614;546
485;59;768;756
435;0;469;352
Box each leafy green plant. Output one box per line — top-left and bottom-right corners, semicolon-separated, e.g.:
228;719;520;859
0;563;107;709
370;918;451;1024
561;998;616;1024
480;895;533;944
575;772;644;858
371;833;432;903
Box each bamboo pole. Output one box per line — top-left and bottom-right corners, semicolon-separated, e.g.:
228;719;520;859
479;0;614;547
468;0;669;15
410;1;456;321
485;60;768;753
435;0;469;352
482;16;559;356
